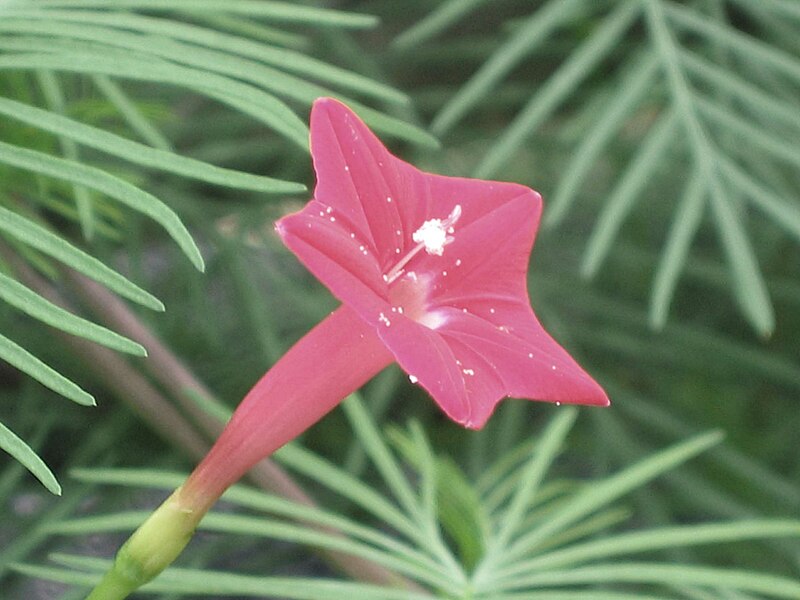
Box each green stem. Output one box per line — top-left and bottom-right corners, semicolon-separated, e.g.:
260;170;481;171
86;489;202;600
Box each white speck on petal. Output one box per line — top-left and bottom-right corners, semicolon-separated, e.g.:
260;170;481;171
551;365;557;371
442;270;448;277
462;368;475;376
386;196;392;203
555;401;562;407
408;374;418;384
350;233;356;238
378;312;391;327
326;206;332;214
490;308;495;314
330;217;336;222
455;259;462;266
382;274;389;282
344;165;350;171
528;352;534;359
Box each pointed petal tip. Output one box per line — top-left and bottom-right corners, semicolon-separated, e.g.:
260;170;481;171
311;97;352;121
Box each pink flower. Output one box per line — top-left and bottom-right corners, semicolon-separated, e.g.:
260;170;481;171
277;98;608;429
85;98;608;600
186;96;607;511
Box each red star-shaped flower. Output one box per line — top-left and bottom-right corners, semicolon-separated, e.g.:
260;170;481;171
277;98;608;428
85;99;610;599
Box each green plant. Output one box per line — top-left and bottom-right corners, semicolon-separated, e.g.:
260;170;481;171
1;1;798;598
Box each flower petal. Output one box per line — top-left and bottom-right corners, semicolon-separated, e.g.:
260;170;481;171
310;98;419;270
377;314;472;424
276;200;388;320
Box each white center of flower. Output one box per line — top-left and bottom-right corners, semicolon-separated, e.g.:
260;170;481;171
412;219;449;256
384;204;462;284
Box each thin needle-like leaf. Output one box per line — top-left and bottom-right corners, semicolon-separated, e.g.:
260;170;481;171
91;74;172;151
649;169;706;330
0;420;61;495
0;206;163;310
0;9;405;105
503;430;723;564
341;395;420;522
0;272;146;356
393;0;492;50
0;141;204;271
500;520;800;574
680;51;800;133
707;180;774;337
665;2;800;86
495;562;800;598
645;0;774;336
15;557;435;600
717;156;800;244
13;1;380;29
546;52;660;228
432;0;587;135
581;109;679;279
0;97;305;194
697;96;800;170
0;50;309;150
36;69;96;239
275;444;421;544
491;408;577;554
475;1;641;179
0;332;95;406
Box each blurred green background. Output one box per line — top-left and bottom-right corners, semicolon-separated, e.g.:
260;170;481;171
1;1;798;598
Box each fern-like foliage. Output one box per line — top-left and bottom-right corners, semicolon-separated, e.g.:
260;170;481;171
14;401;800;598
394;0;800;337
0;1;424;492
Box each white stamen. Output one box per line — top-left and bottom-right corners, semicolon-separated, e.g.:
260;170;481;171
383;205;462;284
